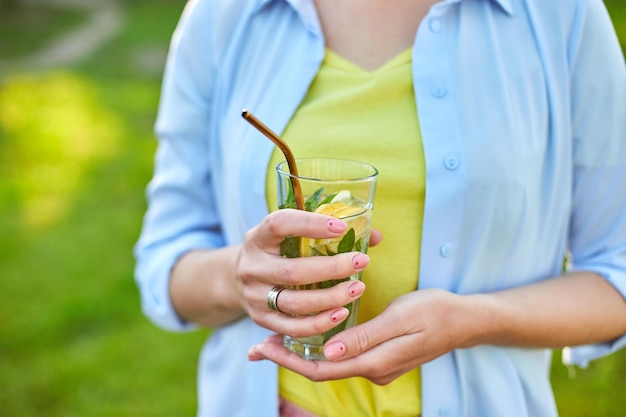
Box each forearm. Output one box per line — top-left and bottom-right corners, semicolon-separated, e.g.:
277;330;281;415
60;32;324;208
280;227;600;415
465;271;626;349
169;245;247;328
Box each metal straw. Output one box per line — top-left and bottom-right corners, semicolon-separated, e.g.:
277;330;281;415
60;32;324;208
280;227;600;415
242;109;305;211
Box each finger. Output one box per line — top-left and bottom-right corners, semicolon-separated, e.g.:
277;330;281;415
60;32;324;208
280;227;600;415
250;279;365;337
273;279;366;316
251;209;348;250
248;333;285;360
248;334;369;381
322;308;409;361
258;306;351;339
250;333;423;385
241;253;367;321
321;334;425;385
239;251;369;291
275;252;370;286
369;228;383;247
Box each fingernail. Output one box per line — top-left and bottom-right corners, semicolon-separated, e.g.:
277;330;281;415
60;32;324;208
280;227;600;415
327;219;347;233
352;253;369;269
348;280;365;297
330;307;349;322
324;341;347;360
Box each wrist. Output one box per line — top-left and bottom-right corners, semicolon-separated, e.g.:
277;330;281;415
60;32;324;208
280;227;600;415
170;246;246;327
455;292;507;349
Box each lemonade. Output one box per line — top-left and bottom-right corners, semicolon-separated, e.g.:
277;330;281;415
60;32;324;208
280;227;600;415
280;189;372;359
276;158;378;360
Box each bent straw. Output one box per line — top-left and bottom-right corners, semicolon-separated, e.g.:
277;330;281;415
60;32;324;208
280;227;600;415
242;109;305;211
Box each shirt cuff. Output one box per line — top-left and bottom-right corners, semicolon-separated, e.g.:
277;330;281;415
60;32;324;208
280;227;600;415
564;264;626;367
134;231;222;332
563;334;626;368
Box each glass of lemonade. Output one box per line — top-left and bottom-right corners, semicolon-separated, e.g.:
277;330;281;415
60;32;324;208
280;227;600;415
276;158;378;360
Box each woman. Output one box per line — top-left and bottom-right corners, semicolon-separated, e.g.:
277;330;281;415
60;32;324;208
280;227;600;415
134;0;626;416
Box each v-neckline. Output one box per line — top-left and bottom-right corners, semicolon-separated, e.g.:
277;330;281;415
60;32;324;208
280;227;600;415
324;47;413;74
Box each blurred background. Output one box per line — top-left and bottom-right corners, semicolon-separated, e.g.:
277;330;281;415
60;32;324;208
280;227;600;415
0;1;624;416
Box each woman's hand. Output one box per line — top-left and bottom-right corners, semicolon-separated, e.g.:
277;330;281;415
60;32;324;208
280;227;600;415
237;209;373;338
248;270;626;385
170;208;381;330
248;288;473;385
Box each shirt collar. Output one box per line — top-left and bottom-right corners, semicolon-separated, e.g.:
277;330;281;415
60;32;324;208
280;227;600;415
433;0;514;16
251;0;514;27
490;0;514;16
251;0;322;34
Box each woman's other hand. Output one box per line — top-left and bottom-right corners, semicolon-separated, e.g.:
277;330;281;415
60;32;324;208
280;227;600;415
248;289;472;385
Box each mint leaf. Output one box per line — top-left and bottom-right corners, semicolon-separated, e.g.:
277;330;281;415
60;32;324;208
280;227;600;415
280;236;300;258
279;181;297;209
336;228;355;254
317;192;338;207
305;188;324;212
310;246;325;256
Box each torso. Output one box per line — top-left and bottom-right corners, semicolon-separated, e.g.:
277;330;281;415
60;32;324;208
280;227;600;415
271;6;426;415
313;0;442;71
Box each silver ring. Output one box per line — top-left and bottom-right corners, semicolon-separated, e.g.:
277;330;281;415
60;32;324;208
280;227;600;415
267;285;286;313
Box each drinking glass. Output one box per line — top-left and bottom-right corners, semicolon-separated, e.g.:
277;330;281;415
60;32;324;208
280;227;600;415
276;158;378;360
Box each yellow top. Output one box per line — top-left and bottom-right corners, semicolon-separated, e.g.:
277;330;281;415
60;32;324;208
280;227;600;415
265;48;425;417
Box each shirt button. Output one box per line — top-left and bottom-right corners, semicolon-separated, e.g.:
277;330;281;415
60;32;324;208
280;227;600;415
429;18;442;33
440;243;453;257
431;86;447;98
444;156;459;170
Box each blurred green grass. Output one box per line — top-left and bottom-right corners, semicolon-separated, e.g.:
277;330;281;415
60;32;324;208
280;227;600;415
0;1;208;416
0;4;85;59
0;1;624;416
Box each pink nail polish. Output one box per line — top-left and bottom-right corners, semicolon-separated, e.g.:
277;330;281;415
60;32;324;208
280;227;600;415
352;253;369;268
327;219;347;233
330;307;349;322
348;281;365;297
324;341;347;360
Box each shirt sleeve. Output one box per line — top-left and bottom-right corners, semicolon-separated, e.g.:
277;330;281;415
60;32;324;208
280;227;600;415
566;0;626;366
133;0;224;332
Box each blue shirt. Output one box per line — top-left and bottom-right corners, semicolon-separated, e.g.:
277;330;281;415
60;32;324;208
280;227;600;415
134;0;626;416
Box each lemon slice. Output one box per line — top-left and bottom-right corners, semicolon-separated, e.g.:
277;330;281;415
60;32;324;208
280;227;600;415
349;215;369;240
330;190;352;203
299;237;312;257
314;202;363;218
298;191;367;257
